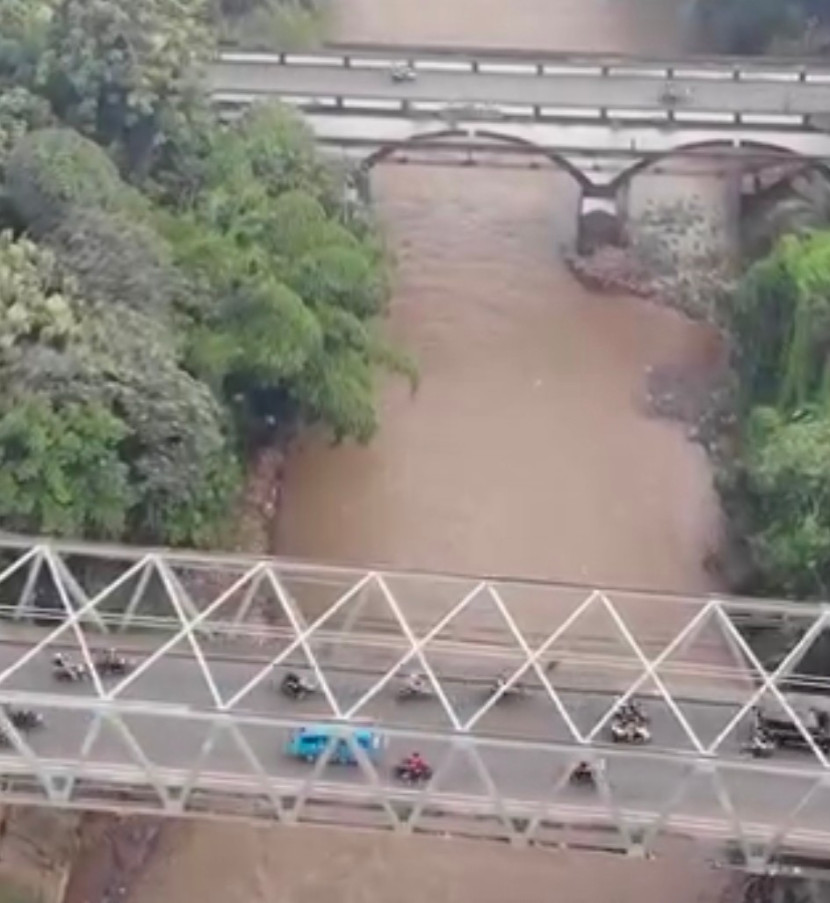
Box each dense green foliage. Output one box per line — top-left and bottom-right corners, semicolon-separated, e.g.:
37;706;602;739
722;229;830;596
218;0;327;51
0;0;404;546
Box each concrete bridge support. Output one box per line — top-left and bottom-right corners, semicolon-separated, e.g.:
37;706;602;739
575;185;626;255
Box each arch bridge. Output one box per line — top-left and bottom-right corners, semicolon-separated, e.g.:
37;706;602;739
211;45;830;248
0;535;829;874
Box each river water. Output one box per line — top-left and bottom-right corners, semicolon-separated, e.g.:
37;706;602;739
280;165;724;594
131;4;732;902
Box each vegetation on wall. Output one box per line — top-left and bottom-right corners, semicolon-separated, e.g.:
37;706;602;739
217;0;329;50
718;225;830;597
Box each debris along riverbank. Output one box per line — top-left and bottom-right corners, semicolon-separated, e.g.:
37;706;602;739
62;817;162;903
567;195;751;584
567;197;737;453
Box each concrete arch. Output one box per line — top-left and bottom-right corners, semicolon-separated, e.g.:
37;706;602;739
360;128;592;189
608;138;830;193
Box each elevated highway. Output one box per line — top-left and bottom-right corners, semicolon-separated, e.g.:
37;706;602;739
0;536;828;872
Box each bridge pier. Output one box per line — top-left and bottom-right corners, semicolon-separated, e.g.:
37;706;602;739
575;185;626;256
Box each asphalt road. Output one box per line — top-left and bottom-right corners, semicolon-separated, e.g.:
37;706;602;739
208;55;830;118
0;635;827;841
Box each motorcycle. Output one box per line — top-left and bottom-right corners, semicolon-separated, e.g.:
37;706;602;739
397;675;433;701
489;673;529;701
4;706;43;732
659;82;692;107
389;63;416;83
615;701;648;726
742;731;775;759
93;650;134;677
610;717;651;745
569;762;597;787
51;654;89;682
280;672;317;700
393;759;434;785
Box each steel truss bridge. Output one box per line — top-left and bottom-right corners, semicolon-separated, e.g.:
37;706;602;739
0;537;829;871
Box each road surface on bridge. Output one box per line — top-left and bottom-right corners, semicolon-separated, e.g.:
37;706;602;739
0;632;827;847
209;51;830;120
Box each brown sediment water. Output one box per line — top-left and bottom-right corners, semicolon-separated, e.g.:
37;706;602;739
279;166;723;594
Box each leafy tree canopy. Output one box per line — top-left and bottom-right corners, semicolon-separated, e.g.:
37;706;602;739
41;205;183;317
731;231;830;412
5;127;142;231
0;395;132;539
724;407;830;598
0;0;406;549
40;0;214;169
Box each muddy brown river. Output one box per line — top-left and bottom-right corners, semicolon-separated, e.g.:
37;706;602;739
129;4;732;901
280;166;723;593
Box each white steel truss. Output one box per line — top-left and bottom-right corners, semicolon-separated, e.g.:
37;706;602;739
0;535;829;871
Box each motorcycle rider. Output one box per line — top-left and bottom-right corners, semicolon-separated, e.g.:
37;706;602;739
405;672;429;694
746;728;774;757
619;700;646;723
404;751;429;777
389;61;416;83
572;760;594;782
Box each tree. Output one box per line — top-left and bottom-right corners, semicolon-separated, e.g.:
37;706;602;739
0;231;79;353
730;231;830;412
289;244;386;318
0;231;239;546
5;127;142;232
727;406;830;597
40;0;214;172
217;0;327;54
0;87;52;179
0;0;56;83
158;101;404;445
0;396;132;539
56;305;241;546
41;206;184;317
205;104;338;206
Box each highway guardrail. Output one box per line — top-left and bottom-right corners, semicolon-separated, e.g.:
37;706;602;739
217;48;830;87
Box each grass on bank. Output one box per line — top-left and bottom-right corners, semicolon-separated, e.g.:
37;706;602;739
219;0;331;51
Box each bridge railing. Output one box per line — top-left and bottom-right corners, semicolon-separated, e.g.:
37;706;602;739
211;89;813;131
217;47;830;85
0;689;826;868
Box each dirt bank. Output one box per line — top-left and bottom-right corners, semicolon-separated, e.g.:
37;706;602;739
131;820;729;903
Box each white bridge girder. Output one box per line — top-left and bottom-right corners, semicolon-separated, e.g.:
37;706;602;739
0;535;828;871
214;96;830;187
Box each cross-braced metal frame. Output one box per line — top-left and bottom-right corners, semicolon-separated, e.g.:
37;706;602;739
0;534;828;872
